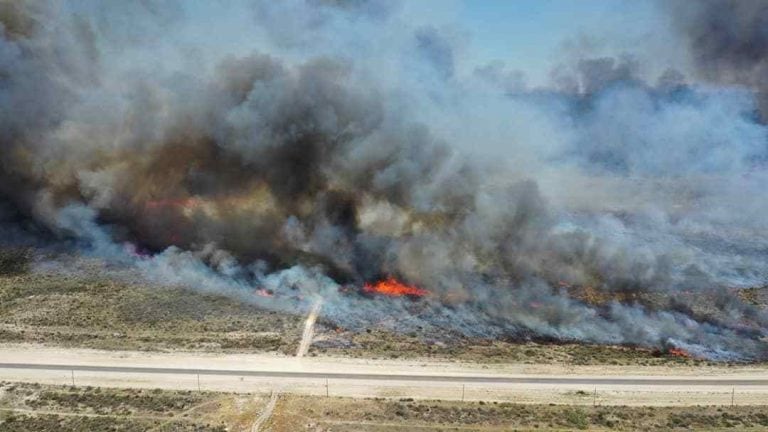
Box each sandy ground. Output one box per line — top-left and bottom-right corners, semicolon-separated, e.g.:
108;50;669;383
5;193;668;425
295;298;322;358
251;392;278;432
1;343;767;406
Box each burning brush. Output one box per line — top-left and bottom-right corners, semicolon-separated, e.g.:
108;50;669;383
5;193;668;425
362;277;429;298
668;347;693;359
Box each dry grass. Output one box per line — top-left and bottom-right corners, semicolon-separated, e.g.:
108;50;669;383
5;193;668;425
4;383;768;431
272;394;768;431
310;326;714;366
0;381;246;431
739;286;768;308
0;269;304;354
0;268;736;366
0;250;764;366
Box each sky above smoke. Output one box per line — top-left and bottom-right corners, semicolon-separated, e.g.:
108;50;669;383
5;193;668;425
1;0;767;360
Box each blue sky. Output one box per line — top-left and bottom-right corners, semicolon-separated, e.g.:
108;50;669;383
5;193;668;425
462;1;615;72
81;0;683;87
458;0;674;84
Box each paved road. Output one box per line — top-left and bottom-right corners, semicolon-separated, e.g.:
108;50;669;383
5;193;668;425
1;363;767;386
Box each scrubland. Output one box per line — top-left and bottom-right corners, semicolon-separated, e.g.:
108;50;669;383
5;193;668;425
3;383;767;431
1;249;765;366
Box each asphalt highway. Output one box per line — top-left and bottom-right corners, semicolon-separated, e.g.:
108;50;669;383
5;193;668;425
1;363;767;386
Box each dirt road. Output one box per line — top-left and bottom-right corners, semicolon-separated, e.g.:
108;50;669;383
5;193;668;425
295;298;322;358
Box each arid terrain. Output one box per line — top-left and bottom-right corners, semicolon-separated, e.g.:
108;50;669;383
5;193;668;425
2;260;758;367
4;0;768;430
270;395;768;431
1;255;767;430
0;258;304;354
0;381;260;431
2;382;768;431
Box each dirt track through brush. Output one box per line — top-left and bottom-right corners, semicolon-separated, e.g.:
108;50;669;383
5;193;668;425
251;392;279;432
296;298;323;358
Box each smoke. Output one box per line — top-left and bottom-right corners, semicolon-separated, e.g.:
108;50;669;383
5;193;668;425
666;0;768;120
1;0;767;360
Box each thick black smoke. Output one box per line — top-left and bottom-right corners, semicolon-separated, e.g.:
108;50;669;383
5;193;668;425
667;0;768;120
0;0;767;361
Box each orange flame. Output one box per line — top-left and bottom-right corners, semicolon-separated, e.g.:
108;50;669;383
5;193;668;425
669;347;691;358
363;277;429;297
254;288;274;298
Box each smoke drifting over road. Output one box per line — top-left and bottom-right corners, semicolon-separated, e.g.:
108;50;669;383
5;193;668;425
1;0;767;360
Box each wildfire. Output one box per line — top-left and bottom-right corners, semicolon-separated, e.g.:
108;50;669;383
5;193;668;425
363;277;429;297
669;347;691;358
254;288;274;298
143;185;277;217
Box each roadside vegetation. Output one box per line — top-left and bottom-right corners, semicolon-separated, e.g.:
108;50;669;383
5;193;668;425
1;250;766;366
0;260;303;353
0;381;259;431
272;395;768;431
310;326;716;366
3;383;768;431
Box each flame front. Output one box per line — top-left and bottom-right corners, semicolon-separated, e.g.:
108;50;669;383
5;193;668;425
669;347;692;358
363;277;429;297
255;288;274;298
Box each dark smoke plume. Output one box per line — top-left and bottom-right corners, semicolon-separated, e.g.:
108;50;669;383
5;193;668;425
667;0;768;120
0;0;767;361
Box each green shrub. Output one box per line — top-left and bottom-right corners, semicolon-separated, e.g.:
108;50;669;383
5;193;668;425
564;408;589;430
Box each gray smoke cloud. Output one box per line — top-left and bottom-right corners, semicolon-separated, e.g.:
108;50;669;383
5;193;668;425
666;0;768;120
0;0;767;360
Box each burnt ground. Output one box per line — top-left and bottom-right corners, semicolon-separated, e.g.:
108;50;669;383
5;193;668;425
309;325;718;366
307;281;768;365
